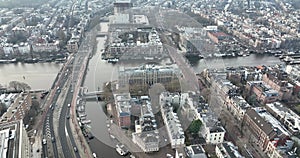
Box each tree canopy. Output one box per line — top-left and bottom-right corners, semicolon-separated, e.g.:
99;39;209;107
188;119;202;134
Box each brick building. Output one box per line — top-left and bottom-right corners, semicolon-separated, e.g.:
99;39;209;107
0;92;32;123
207;30;231;44
262;73;293;101
246;81;279;104
243;108;291;152
114;93;131;128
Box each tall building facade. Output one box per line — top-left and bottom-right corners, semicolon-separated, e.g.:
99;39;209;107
113;0;133;15
118;65;181;93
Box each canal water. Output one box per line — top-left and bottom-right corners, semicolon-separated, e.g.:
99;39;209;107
0;21;284;157
83;23;126;157
192;54;282;73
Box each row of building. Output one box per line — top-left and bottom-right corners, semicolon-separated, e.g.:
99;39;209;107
111;61;248;157
203;66;298;157
191;0;300;50
0;92;32;123
113;90;243;158
0;92;33;158
204;64;295;105
0;0;111;57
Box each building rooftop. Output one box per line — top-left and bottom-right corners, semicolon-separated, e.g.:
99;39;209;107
231;96;251;109
114;0;132;4
210;126;225;133
0;120;25;158
246;108;276;138
217;142;244;158
133;96;159;149
253;107;290;137
161;101;184;140
209;30;229;38
0;93;17;108
185;144;207;158
191;145;205;154
0;93;30;122
266;102;300;133
248;81;279;95
114;93;131;116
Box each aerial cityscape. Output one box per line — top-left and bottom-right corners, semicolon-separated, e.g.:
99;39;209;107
0;0;299;158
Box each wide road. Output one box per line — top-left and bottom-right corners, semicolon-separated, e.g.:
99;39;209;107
159;32;199;92
153;8;199;92
42;92;60;158
42;58;73;158
59;86;80;158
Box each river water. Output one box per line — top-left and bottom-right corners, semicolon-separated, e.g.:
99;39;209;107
0;62;62;89
0;22;284;157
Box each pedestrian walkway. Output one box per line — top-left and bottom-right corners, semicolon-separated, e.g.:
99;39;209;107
31;134;41;158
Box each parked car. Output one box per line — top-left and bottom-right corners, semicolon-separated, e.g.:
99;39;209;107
73;146;78;152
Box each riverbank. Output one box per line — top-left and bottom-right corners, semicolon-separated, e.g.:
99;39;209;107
0;56;67;64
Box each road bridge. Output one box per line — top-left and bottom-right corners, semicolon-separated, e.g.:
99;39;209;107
96;32;107;37
82;90;107;101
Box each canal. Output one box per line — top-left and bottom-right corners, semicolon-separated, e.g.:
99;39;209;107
83;23;126;157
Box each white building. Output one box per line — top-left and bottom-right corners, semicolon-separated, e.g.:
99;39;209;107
266;138;295;158
185;144;207;158
180;92;201;121
32;40;59;52
3;44;14;55
225;96;250;121
18;43;30;54
266;102;300;134
110;14;130;24
160;92;185;149
215;142;244;158
205;126;225;144
132;97;159;152
133;15;149;25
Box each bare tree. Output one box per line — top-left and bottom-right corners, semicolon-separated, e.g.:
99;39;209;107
9;81;31;91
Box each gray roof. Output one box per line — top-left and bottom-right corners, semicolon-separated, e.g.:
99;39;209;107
245;109;277;138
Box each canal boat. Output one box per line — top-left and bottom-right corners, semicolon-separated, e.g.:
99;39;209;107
107;58;119;64
116;144;129;156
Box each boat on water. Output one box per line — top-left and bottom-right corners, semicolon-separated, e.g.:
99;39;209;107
283;56;293;63
24;58;39;63
81;120;91;124
144;56;154;60
116;144;129;156
107;58;119;64
213;53;226;57
0;58;17;64
185;53;204;60
55;58;67;63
